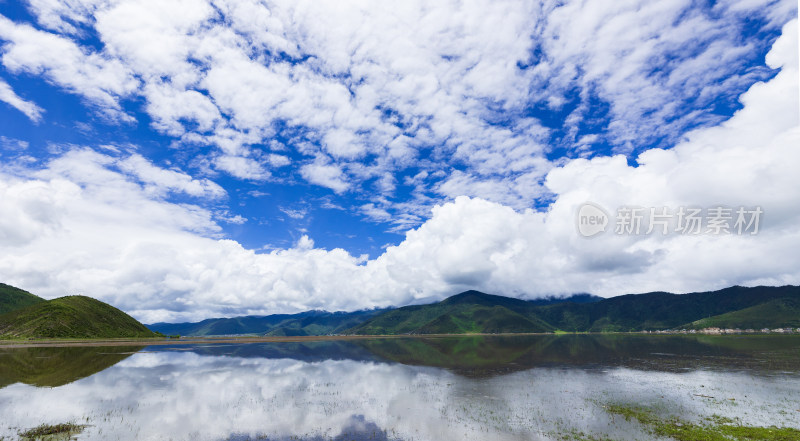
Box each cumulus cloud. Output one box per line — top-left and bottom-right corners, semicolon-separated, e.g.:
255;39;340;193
1;0;793;225
300;160;350;194
0;20;796;322
213;155;269;180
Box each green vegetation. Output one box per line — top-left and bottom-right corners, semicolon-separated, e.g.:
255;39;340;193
3;281;799;339
349;291;554;335
684;297;800;330
0;283;45;315
348;286;800;334
19;422;85;440
605;404;800;441
536;285;800;332
148;308;387;337
0;295;158;339
549;429;615;441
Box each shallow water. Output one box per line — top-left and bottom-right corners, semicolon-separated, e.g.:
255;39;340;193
0;335;799;440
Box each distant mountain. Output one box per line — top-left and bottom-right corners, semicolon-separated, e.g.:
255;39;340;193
0;283;45;315
347;286;800;334
0;295;158;339
348;290;554;335
682;297;800;330
535;285;800;332
147;308;387;337
4;282;798;339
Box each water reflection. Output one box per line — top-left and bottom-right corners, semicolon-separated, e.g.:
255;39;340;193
360;334;800;376
0;335;798;440
0;345;143;388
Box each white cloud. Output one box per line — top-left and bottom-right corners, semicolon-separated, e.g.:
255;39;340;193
0;14;138;121
213;155;269;180
215;210;247;224
300;159;349;194
0;78;44;121
279;206;307;220
2;0;791;219
1;352;788;441
117;154;227;199
0;135;29;150
24;0;107;34
0;12;796;322
267;154;290;167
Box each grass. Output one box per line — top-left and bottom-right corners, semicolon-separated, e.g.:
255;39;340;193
605;403;800;441
0;283;44;316
0;295;158;339
19;422;85;440
685;297;800;330
549;428;616;441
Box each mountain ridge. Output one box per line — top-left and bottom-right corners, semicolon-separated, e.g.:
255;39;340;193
3;282;797;338
0;295;158;339
0;283;45;315
148;308;389;337
348;285;800;335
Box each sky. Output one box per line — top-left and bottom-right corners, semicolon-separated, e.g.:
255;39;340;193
0;0;798;323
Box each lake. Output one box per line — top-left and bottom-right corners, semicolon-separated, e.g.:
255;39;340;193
1;335;799;440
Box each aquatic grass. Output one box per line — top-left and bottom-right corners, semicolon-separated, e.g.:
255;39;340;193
19;422;85;440
605;404;800;441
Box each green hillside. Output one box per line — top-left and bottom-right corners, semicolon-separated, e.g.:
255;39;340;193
682;297;800;330
347;286;800;335
349;290;554;335
0;295;158;339
148;308;386;337
536;285;800;332
0;283;45;315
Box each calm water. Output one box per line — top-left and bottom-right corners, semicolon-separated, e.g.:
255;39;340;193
1;335;799;440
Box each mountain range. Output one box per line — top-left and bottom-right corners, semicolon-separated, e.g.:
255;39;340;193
2;282;799;339
150;285;800;336
148;308;389;337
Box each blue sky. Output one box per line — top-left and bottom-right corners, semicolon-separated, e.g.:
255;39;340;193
0;0;798;322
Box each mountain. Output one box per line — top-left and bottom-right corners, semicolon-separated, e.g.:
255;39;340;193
347;286;800;334
535;285;800;332
348;290;554;335
4;282;798;339
0;295;158;339
0;283;45;315
149;292;604;337
147;308;387;337
682;297;800;330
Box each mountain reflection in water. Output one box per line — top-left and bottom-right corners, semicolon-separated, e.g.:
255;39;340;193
0;335;798;441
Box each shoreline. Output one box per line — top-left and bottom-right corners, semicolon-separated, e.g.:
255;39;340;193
2;331;799;349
